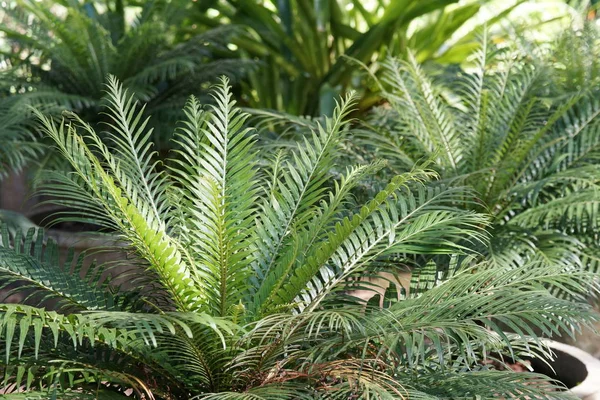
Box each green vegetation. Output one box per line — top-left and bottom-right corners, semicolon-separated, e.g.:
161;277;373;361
187;0;526;115
355;40;600;271
1;1;600;398
0;78;596;398
0;0;246;152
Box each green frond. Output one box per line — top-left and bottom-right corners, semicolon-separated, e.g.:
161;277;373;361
101;74;169;230
412;370;574;399
277;184;487;312
381;55;461;172
169;77;259;317
0;224;123;312
509;188;600;232
386;261;597;346
250;94;358;314
1;354;166;397
302;262;597;373
250;161;386;314
35;91;202;313
0;304;199;361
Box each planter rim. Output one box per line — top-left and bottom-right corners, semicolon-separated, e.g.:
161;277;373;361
25;206;127;249
543;339;600;398
46;230;127;250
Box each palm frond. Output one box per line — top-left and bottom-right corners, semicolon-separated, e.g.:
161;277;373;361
34;89;202;312
250;94;357;315
0;224;123;312
169;77;259;317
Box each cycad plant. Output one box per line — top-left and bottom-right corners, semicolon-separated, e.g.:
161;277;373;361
0;77;597;398
1;0;247;148
0;96;42;179
355;41;600;271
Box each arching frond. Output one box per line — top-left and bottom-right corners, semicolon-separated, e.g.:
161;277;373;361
34;92;202;313
10;76;595;399
250;94;357;314
411;371;572;399
0;225;124;312
381;55;461;173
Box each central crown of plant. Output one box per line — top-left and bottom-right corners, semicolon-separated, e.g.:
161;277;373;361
35;75;487;319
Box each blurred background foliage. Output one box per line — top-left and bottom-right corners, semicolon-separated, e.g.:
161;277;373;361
4;1;600;397
0;0;599;177
181;0;564;115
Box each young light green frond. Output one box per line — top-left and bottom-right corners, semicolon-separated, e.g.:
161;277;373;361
253;169;418;314
166;94;208;243
169;78;259;317
102;75;168;231
36;100;203;313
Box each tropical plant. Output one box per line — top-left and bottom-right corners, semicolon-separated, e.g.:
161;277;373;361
353;40;600;272
546;17;600;97
0;96;42;179
0;77;597;398
185;0;526;116
0;0;248;149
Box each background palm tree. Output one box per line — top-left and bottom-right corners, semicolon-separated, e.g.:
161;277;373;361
183;0;529;116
